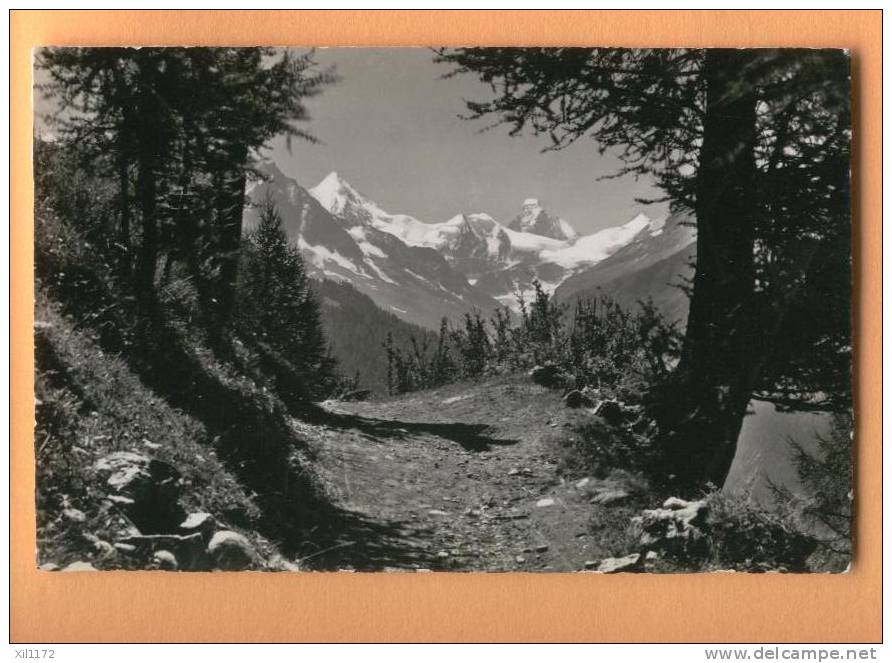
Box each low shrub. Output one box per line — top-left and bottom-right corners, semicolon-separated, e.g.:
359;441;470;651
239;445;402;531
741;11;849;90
702;491;818;572
382;280;681;400
624;490;821;573
769;412;853;572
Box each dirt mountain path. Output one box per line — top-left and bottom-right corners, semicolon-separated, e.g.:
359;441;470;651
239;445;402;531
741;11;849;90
298;376;632;572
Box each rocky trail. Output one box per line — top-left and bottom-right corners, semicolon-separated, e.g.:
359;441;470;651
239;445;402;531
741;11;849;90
296;376;642;572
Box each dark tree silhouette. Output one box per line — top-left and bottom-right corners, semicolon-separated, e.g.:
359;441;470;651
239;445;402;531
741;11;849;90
436;47;850;490
38;47;333;324
238;196;337;400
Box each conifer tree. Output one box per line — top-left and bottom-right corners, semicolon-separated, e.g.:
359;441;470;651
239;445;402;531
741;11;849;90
38;47;333;323
489;307;513;367
431;317;456;386
451;311;491;378
238;197;336;399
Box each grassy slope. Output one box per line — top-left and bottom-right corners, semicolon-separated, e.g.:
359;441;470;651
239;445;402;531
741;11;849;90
34;209;332;570
35;290;283;568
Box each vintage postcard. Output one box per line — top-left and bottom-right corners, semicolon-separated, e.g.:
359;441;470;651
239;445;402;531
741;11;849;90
33;46;852;574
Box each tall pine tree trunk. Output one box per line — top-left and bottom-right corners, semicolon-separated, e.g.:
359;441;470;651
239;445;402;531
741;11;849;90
173;131;213;323
116;106;132;279
133;71;160;307
658;49;761;490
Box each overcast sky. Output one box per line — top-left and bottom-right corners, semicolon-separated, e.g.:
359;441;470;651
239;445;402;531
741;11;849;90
267;48;668;235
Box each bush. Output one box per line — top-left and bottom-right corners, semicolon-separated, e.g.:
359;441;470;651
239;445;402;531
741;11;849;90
770;412;853;572
703;491;818;572
382;280;681;399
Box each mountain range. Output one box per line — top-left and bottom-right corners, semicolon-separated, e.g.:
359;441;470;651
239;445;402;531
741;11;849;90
244;161;695;331
554;209;696;324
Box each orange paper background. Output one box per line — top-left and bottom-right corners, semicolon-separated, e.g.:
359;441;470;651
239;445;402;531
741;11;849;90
9;10;882;643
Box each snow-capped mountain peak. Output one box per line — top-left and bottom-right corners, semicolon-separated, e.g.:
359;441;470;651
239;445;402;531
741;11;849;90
307;173;650;305
247;166;504;330
308;171;346;210
308;171;384;226
539;213;651;269
508;198;578;241
309;172;438;247
554;209;697;324
522;198;541;212
254;159;683;321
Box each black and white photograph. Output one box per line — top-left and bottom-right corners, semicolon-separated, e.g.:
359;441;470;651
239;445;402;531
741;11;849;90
33;46;852;574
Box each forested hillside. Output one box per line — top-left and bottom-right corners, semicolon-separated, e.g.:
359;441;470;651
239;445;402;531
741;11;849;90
315;279;438;393
33;47;346;571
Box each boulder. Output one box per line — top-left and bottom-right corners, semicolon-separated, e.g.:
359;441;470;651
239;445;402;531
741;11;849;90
596;553;642;574
117;532;207;570
563;390;595;409
529;364;570;389
590;489;630;506
179;512;217;540
152;550;179;571
61;561;97;572
593;399;625;426
82;533;116;560
96;451;152;492
207;531;255;571
62;507;86;523
94;452;184;533
578;472;645;505
630;497;710;558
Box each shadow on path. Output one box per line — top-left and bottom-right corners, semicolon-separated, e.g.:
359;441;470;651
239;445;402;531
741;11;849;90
317;410;520;452
296;505;437;571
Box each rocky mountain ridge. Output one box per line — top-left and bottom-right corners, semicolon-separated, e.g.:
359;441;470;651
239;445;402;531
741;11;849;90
246;161;694;328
